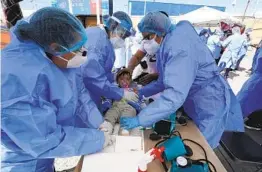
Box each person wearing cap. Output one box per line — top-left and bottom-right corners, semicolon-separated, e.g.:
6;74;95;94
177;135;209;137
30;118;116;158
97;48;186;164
81;11;138;111
218;26;247;78
1;7;115;172
206;29;224;64
235;28;252;69
199;28;211;44
120;12;244;149
128;11;169;86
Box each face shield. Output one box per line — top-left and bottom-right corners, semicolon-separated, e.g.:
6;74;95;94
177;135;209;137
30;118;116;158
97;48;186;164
106;16;136;40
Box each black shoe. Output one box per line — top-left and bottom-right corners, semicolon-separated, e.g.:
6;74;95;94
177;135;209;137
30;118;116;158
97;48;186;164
245;119;262;131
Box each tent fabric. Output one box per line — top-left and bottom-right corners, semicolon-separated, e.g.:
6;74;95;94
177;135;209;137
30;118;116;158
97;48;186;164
176;6;241;27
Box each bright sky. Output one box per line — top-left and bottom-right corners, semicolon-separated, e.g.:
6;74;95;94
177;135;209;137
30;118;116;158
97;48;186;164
2;0;262;17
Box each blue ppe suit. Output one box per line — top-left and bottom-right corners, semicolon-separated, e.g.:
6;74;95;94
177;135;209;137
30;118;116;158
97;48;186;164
237;48;262;118
236;34;251;69
1;33;104;172
138;21;244;148
207;35;222;59
218;33;247;69
251;45;262;71
81;27;123;108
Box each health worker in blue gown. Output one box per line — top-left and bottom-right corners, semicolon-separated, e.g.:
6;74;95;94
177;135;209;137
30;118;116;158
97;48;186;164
237;47;262;118
218;26;247;78
207;29;224;61
1;7;114;172
120;12;244;148
81;11;138;110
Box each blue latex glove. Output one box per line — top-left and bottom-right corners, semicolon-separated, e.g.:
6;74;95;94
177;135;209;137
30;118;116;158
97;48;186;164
120;117;140;130
127;101;142;113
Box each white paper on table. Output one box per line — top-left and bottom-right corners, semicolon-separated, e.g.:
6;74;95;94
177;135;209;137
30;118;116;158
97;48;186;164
115;136;143;153
82;152;144;172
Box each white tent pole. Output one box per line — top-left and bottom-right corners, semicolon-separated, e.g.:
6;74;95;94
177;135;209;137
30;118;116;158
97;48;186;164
96;0;101;25
68;0;73;14
242;0;251;22
143;0;147;15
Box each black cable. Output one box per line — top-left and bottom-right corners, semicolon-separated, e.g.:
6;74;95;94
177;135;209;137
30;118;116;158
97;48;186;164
161;162;169;172
170;130;182;138
183;139;208;161
154;139;169;172
183;139;215;171
196;159;217;172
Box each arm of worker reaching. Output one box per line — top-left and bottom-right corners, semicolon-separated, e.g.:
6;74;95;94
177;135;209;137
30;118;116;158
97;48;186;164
81;51;123;101
137;50;198;127
138;77;165;98
128;49;146;72
1;100;106;158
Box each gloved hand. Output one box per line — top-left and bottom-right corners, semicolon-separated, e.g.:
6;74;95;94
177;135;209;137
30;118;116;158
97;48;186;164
123;89;139;103
103;132;115;148
120;116;140;130
138;73;158;86
127;100;142;113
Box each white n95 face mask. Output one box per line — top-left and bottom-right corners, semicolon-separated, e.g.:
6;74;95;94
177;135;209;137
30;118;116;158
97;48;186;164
58;51;87;68
143;36;160;55
110;37;125;49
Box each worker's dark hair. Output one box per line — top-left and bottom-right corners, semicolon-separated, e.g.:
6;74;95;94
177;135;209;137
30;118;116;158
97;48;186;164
159;11;169;17
116;68;132;82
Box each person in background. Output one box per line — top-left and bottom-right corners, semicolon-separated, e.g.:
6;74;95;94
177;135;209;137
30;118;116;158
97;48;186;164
120;12;244;149
80;11;138;111
199;28;211;44
237;46;262;130
1;7;114;172
218;26;247;78
235;28;252;70
128;11;169;86
207;29;224;64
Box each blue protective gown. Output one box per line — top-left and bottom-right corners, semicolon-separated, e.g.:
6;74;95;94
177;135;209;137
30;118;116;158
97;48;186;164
138;21;244;148
207;35;222;59
237;48;262;118
251;47;262;71
1;33;104;172
218;33;247;69
81;27;123;108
